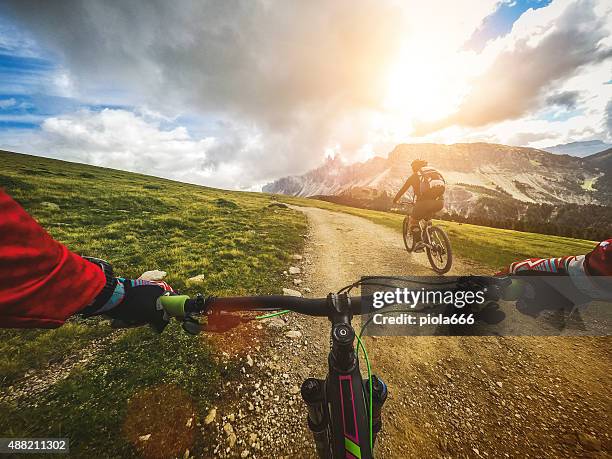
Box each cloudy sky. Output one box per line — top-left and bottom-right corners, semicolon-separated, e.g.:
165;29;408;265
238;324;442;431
0;0;610;190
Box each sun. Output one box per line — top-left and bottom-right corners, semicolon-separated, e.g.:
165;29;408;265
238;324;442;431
383;42;472;131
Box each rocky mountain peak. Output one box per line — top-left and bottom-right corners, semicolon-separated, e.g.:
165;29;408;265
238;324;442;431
263;142;610;214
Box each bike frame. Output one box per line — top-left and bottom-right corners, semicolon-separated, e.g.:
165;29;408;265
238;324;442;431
301;293;386;458
406;216;452;273
401;209;435;248
419;219;435;250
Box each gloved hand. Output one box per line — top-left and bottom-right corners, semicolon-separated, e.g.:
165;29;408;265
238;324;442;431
81;257;176;332
510;276;577;318
104;278;175;332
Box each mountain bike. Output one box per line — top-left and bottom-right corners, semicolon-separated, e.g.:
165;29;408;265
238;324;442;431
398;197;453;274
160;281;387;458
158;276;508;457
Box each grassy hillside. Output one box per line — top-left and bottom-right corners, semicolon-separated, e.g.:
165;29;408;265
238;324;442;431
274;195;597;271
0;151;307;456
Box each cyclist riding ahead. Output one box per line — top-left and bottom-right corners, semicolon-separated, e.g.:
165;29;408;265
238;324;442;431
392;159;445;252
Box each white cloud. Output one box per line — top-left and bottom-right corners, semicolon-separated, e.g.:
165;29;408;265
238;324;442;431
1;0;610;186
0;16;40;58
0;98;16;109
28;108;320;190
413;0;611;136
17;109;257;187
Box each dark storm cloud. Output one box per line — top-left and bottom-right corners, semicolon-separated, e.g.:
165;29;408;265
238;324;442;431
546;90;581;110
414;0;611;136
1;0;405;183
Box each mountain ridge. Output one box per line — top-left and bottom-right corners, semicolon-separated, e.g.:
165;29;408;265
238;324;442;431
264;142;610;216
542;140;612;157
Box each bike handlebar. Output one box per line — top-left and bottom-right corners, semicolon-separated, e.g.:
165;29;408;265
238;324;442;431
189;294;366;317
160;276;512;323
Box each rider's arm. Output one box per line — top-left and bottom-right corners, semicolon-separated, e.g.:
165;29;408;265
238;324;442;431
0;190;176;330
496;256;574;276
0;190;106;328
496;241;612;304
393;174;417;203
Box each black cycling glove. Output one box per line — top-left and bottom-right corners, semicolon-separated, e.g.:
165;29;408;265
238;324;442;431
81;257;176;332
104;279;174;332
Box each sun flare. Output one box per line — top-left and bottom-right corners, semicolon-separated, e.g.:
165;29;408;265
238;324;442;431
383;42;473;132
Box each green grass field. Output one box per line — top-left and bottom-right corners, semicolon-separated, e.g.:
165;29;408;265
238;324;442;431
0;151;307;456
0;150;598;455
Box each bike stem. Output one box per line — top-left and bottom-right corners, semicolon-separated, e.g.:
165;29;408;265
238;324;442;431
328;293;356;372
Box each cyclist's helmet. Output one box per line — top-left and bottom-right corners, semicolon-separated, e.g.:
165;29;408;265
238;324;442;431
411;159;428;172
585;239;612;276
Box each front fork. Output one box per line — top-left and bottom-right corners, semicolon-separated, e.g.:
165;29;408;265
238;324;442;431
365;374;388;443
301;374;388;457
301;378;331;458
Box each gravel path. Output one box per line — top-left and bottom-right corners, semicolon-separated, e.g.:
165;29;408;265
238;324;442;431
205;206;610;458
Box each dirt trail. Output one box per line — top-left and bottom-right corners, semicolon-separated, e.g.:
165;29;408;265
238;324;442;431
0;329;128;403
234;206;610;458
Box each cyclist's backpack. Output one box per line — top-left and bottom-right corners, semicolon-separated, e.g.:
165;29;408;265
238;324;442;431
418;166;445;199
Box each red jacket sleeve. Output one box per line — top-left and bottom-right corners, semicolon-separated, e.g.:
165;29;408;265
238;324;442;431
0;190;106;328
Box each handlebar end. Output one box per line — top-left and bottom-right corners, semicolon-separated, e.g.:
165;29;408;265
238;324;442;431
159;294;190;318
